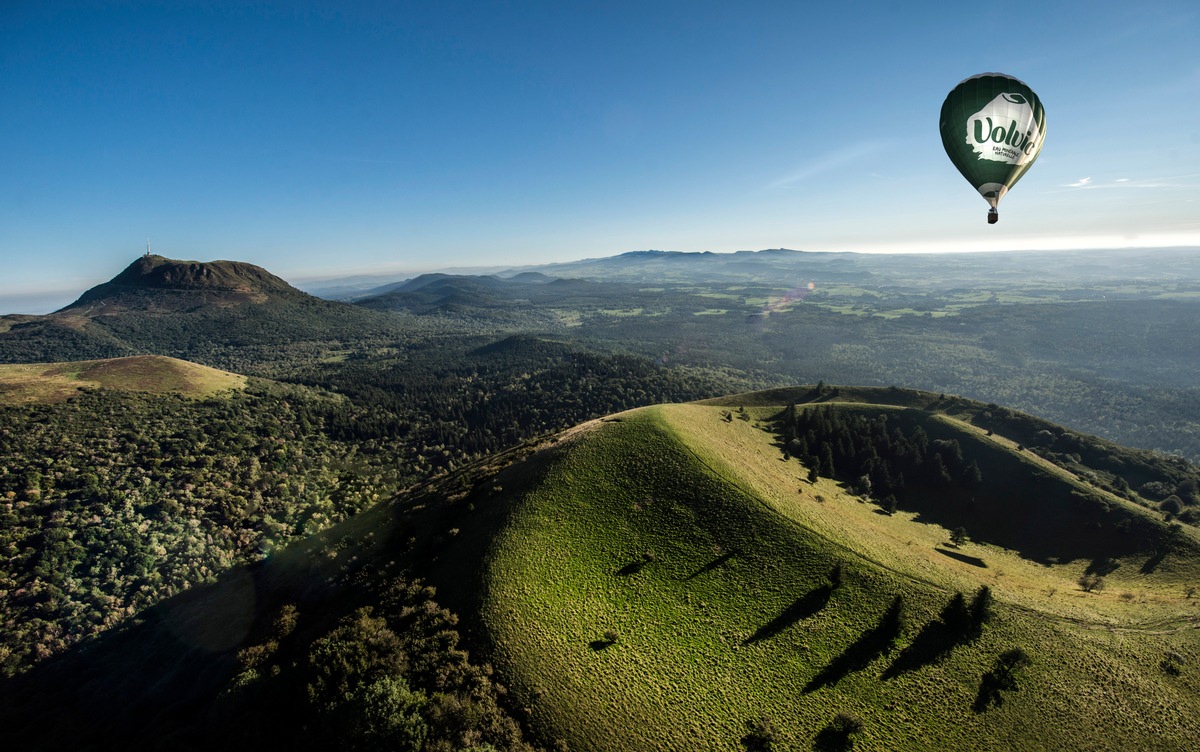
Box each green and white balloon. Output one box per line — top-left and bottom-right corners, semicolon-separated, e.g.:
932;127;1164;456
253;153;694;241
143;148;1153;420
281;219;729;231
940;73;1046;223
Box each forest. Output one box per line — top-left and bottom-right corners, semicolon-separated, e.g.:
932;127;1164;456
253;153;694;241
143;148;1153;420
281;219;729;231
0;342;752;677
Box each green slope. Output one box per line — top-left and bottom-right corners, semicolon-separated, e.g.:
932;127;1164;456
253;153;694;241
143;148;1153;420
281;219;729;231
4;385;1198;749
0;354;246;403
476;401;1200;751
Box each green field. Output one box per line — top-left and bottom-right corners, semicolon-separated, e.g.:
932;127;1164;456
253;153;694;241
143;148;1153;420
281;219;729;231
475;400;1200;751
0;355;246;403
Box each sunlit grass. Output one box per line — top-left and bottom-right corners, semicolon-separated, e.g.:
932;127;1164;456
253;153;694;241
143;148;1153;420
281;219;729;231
0;355;246;404
479;399;1200;751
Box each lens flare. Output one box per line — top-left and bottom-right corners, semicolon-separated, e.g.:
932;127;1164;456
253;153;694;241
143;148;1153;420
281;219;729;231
760;281;816;315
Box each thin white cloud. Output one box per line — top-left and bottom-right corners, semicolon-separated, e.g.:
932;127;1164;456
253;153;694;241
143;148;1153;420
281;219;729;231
769;141;889;189
1058;174;1200;191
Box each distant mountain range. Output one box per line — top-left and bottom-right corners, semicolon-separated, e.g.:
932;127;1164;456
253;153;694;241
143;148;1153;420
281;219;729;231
304;245;1200;301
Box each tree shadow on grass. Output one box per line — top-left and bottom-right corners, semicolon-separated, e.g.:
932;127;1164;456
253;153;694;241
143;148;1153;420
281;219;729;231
1141;551;1167;574
812;726;852;752
804;596;903;693
1085;556;1121;576
882;619;956;680
882;593;979;680
685;549;741;580
743;584;832;645
935;547;988;568
617;559;647;575
973;648;1032;712
812;714;863;752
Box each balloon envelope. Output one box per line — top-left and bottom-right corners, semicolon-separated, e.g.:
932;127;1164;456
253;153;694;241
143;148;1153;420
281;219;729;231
940;73;1046;217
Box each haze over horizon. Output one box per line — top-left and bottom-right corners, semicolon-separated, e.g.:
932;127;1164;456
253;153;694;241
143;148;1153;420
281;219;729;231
3;1;1198;312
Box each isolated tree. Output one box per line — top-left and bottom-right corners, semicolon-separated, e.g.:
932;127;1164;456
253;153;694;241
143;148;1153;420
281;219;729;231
950;526;969;547
882;495;898;516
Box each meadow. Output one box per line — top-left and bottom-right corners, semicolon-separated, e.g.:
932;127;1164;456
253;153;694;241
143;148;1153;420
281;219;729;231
474;397;1200;751
0;355;245;403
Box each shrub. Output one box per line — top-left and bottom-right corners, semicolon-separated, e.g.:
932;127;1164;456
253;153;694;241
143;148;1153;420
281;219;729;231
1161;651;1185;676
1078;574;1105;592
1160;496;1184;516
831;712;863;735
741;716;778;751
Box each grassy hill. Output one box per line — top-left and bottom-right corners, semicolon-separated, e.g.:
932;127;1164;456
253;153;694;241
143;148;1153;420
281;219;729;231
0;355;246;403
3;385;1198;750
463;392;1200;751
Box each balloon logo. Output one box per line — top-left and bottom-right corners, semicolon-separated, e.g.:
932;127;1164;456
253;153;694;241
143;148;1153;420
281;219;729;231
940;73;1046;224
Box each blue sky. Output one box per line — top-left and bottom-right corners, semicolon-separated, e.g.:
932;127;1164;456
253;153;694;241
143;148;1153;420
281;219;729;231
2;0;1198;312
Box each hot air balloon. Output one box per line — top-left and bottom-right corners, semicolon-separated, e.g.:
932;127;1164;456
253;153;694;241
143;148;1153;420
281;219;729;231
940;73;1046;224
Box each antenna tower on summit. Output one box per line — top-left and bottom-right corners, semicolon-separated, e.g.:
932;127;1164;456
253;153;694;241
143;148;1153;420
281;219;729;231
145;239;151;258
